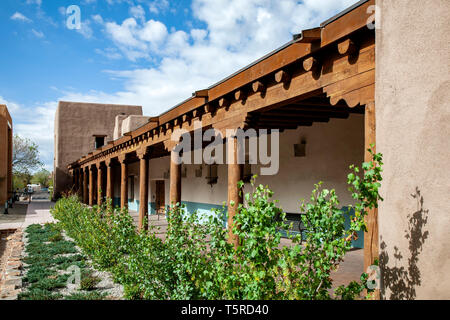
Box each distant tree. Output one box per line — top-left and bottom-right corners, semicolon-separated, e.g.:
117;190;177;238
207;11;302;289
31;169;51;188
12;135;43;175
13;172;32;190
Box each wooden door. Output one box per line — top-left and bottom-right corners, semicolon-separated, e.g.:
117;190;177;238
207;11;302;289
155;180;165;214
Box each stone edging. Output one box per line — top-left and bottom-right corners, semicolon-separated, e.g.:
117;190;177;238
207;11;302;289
0;229;24;300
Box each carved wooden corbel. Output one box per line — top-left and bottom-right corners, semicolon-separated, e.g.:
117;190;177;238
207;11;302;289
218;97;229;109
234;89;246;101
275;69;290;84
302;56;319;72
252;81;265;94
337;38;358;56
163;139;179;152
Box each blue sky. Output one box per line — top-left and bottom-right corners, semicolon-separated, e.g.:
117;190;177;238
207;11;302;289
0;0;358;171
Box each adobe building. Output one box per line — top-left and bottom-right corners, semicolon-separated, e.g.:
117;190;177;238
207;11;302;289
0;105;13;208
53;101;143;199
67;0;449;299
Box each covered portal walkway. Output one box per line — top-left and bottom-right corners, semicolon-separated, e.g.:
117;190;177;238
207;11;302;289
69;0;377;275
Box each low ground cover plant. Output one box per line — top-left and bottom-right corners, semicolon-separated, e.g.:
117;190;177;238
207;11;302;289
52;148;383;300
19;223;109;300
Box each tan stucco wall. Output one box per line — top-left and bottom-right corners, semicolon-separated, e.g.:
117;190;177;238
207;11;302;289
54;101;142;198
376;0;450;299
0;105;13;206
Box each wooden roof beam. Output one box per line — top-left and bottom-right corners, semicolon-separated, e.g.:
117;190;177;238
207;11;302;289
193;89;209;98
263;110;350;119
281;105;362;113
148;117;159;124
255;117;330;124
294;27;322;43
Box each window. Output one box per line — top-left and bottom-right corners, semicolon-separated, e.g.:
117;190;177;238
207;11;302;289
95;136;105;149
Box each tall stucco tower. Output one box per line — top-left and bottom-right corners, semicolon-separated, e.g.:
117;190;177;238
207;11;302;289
53;101;143;199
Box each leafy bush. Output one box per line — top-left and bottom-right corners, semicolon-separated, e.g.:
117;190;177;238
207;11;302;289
51;147;383;300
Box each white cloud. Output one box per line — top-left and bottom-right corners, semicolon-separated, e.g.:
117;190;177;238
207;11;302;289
95;47;122;60
31;29;45;38
26;0;42;6
105;18;142;48
139;19;168;45
148;0;170;14
77;20;94;39
92;14;104;24
105;17;170;60
58;6;66;16
10;12;32;23
130;5;146;23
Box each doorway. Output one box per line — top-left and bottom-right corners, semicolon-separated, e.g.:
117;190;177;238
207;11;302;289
155;180;165;216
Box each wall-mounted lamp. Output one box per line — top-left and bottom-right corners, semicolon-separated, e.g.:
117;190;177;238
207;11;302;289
243;154;253;183
294;138;307;157
163;170;170;179
206;164;218;187
195;165;203;178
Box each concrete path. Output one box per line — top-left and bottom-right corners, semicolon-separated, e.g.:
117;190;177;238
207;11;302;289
0;193;55;230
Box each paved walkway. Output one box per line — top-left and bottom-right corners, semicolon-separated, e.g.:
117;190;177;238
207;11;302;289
0;193;55;231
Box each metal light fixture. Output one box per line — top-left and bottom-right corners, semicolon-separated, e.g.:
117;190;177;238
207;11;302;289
195;165;203;178
206;164;218;187
294;138;307;157
163;170;170;179
243;154;253;183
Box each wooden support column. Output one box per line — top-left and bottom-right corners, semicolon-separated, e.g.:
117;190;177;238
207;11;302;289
88;165;94;206
97;163;103;206
364;101;379;298
77;169;83;199
73;169;78;192
77;170;81;191
137;149;149;231
227;135;243;249
106;159;113;201
169;150;181;206
77;170;81;194
83;168;88;204
118;155;128;210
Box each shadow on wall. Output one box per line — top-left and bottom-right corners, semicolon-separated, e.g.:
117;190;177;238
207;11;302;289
379;187;429;300
53;167;72;201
